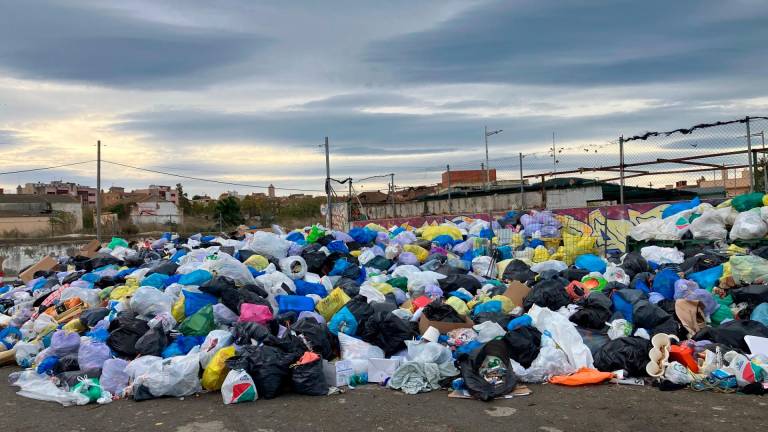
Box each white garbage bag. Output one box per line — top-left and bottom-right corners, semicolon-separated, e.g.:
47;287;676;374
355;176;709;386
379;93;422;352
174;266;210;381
730;209;768;240
339;332;385;360
278;256;308;280
130;286;174;320
640;246;684;264
528;304;593;369
242;231;292;258
202;252;255;285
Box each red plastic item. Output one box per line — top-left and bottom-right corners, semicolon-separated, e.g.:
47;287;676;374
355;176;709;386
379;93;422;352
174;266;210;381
669;344;699;373
412;296;432;309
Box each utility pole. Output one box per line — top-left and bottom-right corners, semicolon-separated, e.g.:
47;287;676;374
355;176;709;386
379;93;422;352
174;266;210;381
747;116;754;193
389;173;395;219
551;132;557;175
347;177;352;228
484;126;489;190
96;140;102;244
446;164;452;214
519;152;525;210
761;131;767;193
324;137;332;229
619;135;625;205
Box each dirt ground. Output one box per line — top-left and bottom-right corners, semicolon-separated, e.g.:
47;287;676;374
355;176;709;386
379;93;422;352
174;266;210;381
1;367;766;432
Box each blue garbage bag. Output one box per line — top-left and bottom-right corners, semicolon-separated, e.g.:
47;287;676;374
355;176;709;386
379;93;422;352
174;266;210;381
431;235;455;248
81;273;100;283
688;265;723;291
329;259;353;276
575;254;607;274
286;231;305;242
507;314;532;331
182;290;218;316
163;274;182;288
661;197;701;219
295;280;328;298
142;273;169;289
178;269;212;286
751;303;768;327
449;290;473;303
327;240;349;254
652;268;679;300
328;306;358;336
170;249;187;263
472;300;502;317
612;291;635;322
277;295;315;314
162;335;206;358
349;227;377;244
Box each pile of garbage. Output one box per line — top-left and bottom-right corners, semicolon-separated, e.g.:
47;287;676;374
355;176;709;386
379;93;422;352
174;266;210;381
1;208;768;406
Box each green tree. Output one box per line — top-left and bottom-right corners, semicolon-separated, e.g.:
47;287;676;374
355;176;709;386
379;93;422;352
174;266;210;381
215;196;244;228
176;183;191;213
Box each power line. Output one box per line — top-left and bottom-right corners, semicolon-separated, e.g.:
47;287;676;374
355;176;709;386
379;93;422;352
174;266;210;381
101;160;324;193
0;160;94;176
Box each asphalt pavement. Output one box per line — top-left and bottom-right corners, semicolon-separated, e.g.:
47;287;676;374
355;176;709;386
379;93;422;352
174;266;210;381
1;367;766;432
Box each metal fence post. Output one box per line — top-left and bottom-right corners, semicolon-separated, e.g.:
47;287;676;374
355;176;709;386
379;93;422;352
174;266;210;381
619;135;625;205
446;164;452;214
747;116;755;193
519;152;525;210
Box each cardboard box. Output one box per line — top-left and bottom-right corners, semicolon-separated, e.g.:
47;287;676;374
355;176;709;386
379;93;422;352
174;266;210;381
503;280;531;308
367;357;404;383
77;239;101;258
20;256;58;283
418;314;474;335
323;359;367;387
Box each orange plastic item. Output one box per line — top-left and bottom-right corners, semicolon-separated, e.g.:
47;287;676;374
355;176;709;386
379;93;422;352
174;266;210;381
412;296;432;310
297;351;321;365
669;345;699;373
549;367;614;386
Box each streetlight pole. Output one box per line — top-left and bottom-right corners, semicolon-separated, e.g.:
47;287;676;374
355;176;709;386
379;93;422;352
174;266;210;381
96;140;102;244
484;127;502;191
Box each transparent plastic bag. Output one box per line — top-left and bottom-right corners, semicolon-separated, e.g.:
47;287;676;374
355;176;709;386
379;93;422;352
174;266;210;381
730;209;768;240
202;253;255;286
133;348;201;398
11;370;90;406
279;256;308;280
242;231;292;259
339;332;385;360
130;286;174;320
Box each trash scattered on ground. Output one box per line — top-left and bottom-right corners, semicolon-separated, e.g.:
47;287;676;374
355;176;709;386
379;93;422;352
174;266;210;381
3;195;768;406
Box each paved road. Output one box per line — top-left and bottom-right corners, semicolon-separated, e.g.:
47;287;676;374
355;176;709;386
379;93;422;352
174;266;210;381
1;367;766;432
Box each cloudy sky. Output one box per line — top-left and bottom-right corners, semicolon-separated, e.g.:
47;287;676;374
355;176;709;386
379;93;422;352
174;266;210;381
0;0;766;196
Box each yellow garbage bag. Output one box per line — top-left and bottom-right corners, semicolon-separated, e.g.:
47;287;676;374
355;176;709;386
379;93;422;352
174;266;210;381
63;319;86;333
244;254;269;271
403;244;429;262
421;225;462;241
549;246;566;262
316;288;350;321
372;282;395;295
491;295;515;314
350;250;362;258
201;346;236;391
446;297;469;317
496;259;513;279
109;284;138;300
532;246;551;263
562;232;597;264
172;294;186;323
365;223;387;232
716;199;732;209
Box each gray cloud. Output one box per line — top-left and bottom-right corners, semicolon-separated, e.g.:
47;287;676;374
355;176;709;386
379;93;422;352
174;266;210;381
0;1;269;88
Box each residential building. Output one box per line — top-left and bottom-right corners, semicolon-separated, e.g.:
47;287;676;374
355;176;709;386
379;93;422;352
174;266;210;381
19;181;97;205
268;184;275;198
192;195;214;205
441;169;497;189
130;185;178;205
102;186;127;207
693;169;751;197
127;198;181;226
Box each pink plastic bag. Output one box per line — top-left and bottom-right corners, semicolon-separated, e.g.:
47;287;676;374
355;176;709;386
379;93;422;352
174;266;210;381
239;303;273;325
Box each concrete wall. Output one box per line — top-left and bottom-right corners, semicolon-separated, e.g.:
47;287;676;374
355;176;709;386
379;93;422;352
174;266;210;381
360;186;602;220
0;217;51;236
131;201;181;225
51;202;83;230
0;241;88;275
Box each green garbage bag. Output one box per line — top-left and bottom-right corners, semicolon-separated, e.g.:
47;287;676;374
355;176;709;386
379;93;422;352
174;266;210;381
72;377;102;403
179;304;215;336
730;255;768;284
107;237;129;250
710;304;734;326
387;277;408;291
732;192;764;212
306;226;325;244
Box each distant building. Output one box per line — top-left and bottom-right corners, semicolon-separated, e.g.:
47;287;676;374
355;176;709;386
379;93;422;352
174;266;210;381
249;192;267;199
693;169;751;197
268;184;276;198
122;197;181;226
102;186;127;207
19;181;97;205
0;194;83;235
288;193;312;199
357;191;389;204
192;195;214;205
441;169;497;189
130;185;178;205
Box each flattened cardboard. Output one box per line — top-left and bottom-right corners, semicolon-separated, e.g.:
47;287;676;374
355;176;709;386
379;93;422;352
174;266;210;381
78;239;101;258
20;255;58;283
503;280;531;308
418;314;474;335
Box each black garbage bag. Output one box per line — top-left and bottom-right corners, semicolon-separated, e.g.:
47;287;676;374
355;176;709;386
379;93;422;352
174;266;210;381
95;275;125;289
293;318;337;360
226;345;293;399
559;267;589;283
570;292;612;329
523;278;571;311
680;253;725;274
423;303;464;323
242;283;269;298
345;295;374;330
473;312;512;329
459;339;518;401
752;246;768;260
593;337;651;376
633;300;671;329
436;264;465;276
576;327;611;356
291;357;329;396
62;272;84;285
629;272;654;292
502;260;536;283
263;332;308;359
200;276;237;297
231;321;271;345
337;278;361;298
86;255;124;272
134;327;169;357
361;311;418;356
503;326;541;368
731;285;768;307
302;251;327;275
146;261;178;276
620;252;650;279
371;300;398;315
80;308;110;328
694;320;768;353
221;287;272;315
52;354;80;374
107;315;150;359
365;256;393;272
439;274;482;295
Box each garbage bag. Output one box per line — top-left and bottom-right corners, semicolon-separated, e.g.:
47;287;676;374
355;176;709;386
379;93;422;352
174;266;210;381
688;265;723;291
198;330;233;368
316;288;350;322
11;370;90;406
731;208;768;240
503;326;541;368
107;315;150;359
619;252;650;279
523;278;571;311
338;332;385;360
389;361;442;394
662;197;701;219
78;341;111;371
731;285;768;306
48;330;81;358
693;320;768;353
751;303;768;326
513;333;575;383
221;369;257;404
277;295;315;314
458;339;518;401
641;246;684;264
593;337;651;377
575;254;606;273
131;286;174;320
361;311;417;356
202;253;255;286
201;346;236;391
423;303;465;323
231;321;270;345
162;335;205;358
291;354;328;396
732;192;765;212
652;268;679;300
133;349;201;399
135;327;170;357
690;208;730;240
528;304;593;369
570;292;612;330
243;231;292;259
225;345;295;399
731;255;768;284
279;256;308;280
438;274;482;295
101;358;129;395
178;269;213;286
239;303;273;325
293;318;336;360
178;304;215;336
